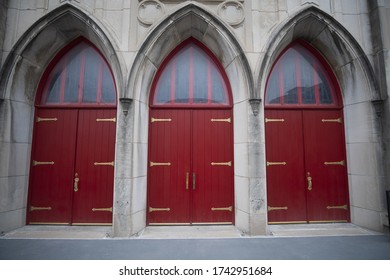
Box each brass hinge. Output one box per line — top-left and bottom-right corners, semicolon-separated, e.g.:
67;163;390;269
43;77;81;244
94;161;114;167
211;118;231;123
326;205;348;210
30;206;52;212
211;161;232;167
268;206;288;212
151;118;172;123
211;206;232;211
150;162;171;167
96;117;116;122
92;207;113;212
324;160;345;166
33;160;54;166
36;117;58;123
322;118;342;124
265;118;285;123
149;207;170;213
266;161;287;166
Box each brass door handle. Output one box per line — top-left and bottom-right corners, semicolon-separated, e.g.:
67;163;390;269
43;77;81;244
193;173;196;190
307;172;312;191
74;173;79;192
185;172;189;190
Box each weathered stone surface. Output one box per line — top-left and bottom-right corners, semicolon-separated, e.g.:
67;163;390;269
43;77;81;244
0;0;389;236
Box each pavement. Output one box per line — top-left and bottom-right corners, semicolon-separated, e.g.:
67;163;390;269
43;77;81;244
0;223;389;260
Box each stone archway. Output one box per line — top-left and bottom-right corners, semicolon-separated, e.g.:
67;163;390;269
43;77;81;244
0;4;124;233
256;6;385;232
119;2;260;237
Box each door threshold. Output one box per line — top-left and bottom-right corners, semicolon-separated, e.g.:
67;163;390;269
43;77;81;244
268;223;380;237
139;225;241;239
2;225;112;239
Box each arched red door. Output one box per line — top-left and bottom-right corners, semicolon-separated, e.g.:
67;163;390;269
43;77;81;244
147;40;234;225
265;42;350;224
27;40;117;225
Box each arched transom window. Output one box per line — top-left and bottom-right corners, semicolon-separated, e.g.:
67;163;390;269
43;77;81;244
39;41;116;106
151;41;231;107
265;43;340;108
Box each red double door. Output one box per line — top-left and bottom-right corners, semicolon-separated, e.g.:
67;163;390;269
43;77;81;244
265;109;350;223
28;108;116;225
148;109;234;224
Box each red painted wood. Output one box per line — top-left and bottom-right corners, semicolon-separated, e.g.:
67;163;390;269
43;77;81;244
72;109;116;224
192;109;234;223
28;109;78;224
303;110;350;222
147;110;191;224
147;109;234;224
265;109;350;223
28;109;116;224
265;110;307;223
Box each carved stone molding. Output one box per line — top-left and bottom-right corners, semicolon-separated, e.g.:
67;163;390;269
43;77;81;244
138;0;165;26
217;0;245;27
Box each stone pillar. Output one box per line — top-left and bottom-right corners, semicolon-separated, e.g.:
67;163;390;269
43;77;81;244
369;0;390;231
0;1;7;66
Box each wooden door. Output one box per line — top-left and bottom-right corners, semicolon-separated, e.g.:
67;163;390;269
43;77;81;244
28;109;116;225
147;109;234;224
28;109;78;224
303;110;349;222
265;110;307;223
148;110;192;224
71;109;116;225
192;109;234;224
265;109;349;224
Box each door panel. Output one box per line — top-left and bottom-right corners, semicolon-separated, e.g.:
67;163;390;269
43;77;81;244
265;109;349;224
265;110;307;223
192;110;234;223
28;109;78;224
28;108;116;225
147;109;234;224
148;110;191;224
303;110;349;222
72;109;116;224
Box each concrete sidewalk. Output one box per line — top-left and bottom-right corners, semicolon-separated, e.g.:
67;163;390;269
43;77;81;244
0;224;389;260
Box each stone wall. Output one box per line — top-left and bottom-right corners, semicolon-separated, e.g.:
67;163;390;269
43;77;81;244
0;0;388;235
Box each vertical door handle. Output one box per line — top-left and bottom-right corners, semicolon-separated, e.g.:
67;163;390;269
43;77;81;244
307;172;312;191
192;173;196;190
74;173;79;192
185;172;189;190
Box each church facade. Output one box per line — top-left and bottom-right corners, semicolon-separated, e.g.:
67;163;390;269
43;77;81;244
0;0;389;237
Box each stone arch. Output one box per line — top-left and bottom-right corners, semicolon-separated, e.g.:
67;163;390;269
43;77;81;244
118;2;258;237
126;2;254;104
257;6;385;232
0;3;124;103
0;3;124;233
256;6;379;103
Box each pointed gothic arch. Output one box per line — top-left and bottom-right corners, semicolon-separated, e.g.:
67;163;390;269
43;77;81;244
256;6;384;231
120;2;257;236
0;4;123;232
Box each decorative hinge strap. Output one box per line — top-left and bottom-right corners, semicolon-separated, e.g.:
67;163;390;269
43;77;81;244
268;206;288;212
92;207;113;212
211;206;233;211
149;207;170;213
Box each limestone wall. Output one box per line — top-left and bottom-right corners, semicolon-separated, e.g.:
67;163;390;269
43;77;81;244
0;0;388;235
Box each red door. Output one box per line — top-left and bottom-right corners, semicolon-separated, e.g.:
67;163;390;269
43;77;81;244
265;109;350;223
303;110;349;222
265;110;307;223
147;109;234;224
147;109;191;224
192;110;234;224
71;109;116;224
28;109;78;224
28;109;116;225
